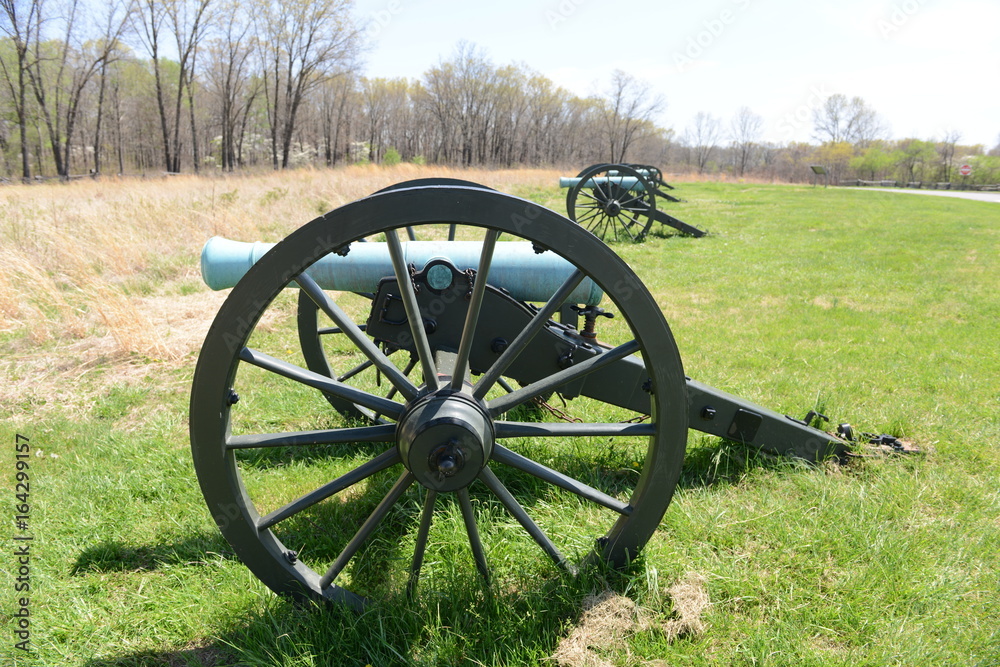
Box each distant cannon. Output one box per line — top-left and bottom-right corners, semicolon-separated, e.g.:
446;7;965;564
191;179;845;608
561;163;706;241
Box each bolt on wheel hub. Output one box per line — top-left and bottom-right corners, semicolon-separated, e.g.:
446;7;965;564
397;391;494;491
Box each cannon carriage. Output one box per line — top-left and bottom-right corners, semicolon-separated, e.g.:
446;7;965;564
191;179;844;607
560;163;706;241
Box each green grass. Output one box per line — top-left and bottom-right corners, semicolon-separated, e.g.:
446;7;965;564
3;182;1000;666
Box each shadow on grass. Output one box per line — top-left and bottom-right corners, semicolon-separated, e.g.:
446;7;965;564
645;225;707;241
79;563;628;667
70;532;236;575
678;437;817;490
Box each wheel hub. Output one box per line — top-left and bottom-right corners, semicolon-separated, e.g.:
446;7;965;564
397;390;494;491
604;199;622;217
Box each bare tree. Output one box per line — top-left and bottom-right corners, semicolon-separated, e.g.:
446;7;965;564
936;130;961;181
730;106;762;176
813;93;850;143
204;0;256;171
92;1;134;175
813;94;885;146
253;0;361;169
418;53;461;163
596;69;663;163
418;42;495;166
166;0;214;173
361;76;407;162
132;0;172;170
846;96;887;147
0;0;41;179
133;0;212;173
688;111;722;172
316;72;357;166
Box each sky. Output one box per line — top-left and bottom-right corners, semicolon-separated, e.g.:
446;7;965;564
351;0;999;149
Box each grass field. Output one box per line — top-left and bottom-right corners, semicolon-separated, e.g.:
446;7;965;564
1;166;999;666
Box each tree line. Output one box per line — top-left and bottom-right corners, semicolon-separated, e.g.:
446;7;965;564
676;101;1000;186
2;0;998;184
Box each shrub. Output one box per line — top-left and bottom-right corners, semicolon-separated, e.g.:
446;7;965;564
383;147;402;167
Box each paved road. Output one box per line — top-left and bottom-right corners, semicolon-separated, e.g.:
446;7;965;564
846;187;1000;204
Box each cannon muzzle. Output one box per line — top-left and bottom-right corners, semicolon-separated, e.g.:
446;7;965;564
200;236;604;306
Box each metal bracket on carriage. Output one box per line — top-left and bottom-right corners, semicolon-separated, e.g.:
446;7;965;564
571;305;615;342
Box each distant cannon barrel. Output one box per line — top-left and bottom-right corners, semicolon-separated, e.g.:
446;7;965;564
200;236;604;306
558;176;647;191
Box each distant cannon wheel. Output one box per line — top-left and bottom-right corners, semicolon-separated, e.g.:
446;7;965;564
566;164;656;242
629;164;669;189
190;183;688;607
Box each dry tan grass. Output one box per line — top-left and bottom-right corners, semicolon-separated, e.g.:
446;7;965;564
0;166;560;416
0;165;561;343
551;572;710;667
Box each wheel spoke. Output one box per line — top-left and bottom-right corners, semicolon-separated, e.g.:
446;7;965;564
576;207;602;225
474;268;586;399
227;424;397;449
494;421;654;438
317;324;367;335
619;189;645;208
619;218;639;242
487;340;641;416
458;487;490;583
478;466;571;571
452;229;499;390
373;354;419;422
296;271;418;400
239;347;404;420
383;354;417;402
337;359;375;382
492;444;631;515
407;489;437;597
257;446;402;530
588;216;609;239
385;229;439;391
319;470;415;589
591;180;608;203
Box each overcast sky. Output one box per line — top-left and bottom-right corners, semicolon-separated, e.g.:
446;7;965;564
352;0;999;148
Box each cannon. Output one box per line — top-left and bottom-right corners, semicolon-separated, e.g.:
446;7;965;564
191;179;845;608
560;163;706;241
623;163;675;193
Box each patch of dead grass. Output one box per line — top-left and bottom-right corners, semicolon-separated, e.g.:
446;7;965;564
552;572;710;667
